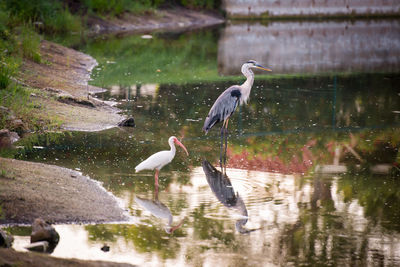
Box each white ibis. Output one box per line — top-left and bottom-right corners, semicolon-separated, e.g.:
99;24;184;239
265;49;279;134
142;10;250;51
135;136;189;186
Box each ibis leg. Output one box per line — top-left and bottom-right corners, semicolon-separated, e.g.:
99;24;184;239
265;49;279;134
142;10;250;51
154;169;159;188
154;182;159;200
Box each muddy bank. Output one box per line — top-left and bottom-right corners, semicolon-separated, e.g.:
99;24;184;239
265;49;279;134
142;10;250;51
0;248;135;267
0;157;129;224
20;40;125;132
88;7;224;35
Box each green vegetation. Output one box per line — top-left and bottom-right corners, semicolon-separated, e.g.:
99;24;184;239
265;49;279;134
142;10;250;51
82;0;221;17
84;30;220;86
339;170;400;231
83;0;162;16
4;0;82;34
0;169;7;178
0;12;48;131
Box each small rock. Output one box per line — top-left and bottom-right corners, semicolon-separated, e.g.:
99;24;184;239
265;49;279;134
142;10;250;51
25;241;49;252
0;229;14;248
44;87;63;94
118;117;135;127
30;218;59;253
9;119;28;135
0;106;16;122
0;129;20;148
0;106;9;114
101;244;110;252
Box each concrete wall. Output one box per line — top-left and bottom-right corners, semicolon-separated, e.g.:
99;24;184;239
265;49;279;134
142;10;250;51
223;0;400;17
217;20;400;75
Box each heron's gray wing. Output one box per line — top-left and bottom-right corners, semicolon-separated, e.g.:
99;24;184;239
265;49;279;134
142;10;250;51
202;160;237;207
203;86;241;132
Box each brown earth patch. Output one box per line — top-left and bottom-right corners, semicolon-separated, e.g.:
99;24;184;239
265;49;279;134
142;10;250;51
19;40;125;132
0;248;135;267
0;157;129;224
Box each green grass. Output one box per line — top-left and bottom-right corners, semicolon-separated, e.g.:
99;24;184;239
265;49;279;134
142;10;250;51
83;0;163;16
3;0;82;34
18;26;42;63
0;10;60;132
83;30;219;86
45;7;82;34
82;0;220;16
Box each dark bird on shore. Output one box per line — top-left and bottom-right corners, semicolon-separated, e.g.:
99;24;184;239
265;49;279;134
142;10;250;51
202;60;271;163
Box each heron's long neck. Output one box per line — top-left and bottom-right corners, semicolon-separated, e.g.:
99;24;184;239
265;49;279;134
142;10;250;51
240;68;254;104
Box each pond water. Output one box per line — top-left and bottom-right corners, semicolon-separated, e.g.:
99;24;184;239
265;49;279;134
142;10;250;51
5;20;400;266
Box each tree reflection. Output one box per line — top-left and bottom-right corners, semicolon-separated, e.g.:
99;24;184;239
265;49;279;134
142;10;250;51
338;171;400;232
85;222;185;259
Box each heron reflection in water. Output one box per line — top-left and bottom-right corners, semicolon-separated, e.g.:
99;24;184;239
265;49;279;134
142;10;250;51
202;160;258;234
135;183;185;234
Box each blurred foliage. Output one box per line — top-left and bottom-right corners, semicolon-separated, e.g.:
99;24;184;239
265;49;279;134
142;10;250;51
2;0;222;34
338;171;400;231
83;0;164;16
177;0;221;9
0;16;57;131
85;223;184;258
3;0;82;34
83;29;220;85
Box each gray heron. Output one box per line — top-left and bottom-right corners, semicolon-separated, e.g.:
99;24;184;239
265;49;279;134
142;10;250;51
202;60;271;163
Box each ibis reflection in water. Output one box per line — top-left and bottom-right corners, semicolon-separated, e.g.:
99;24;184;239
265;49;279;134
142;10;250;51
202;160;258;234
135;183;185;234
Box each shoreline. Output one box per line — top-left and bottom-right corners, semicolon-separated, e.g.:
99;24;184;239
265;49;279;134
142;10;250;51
0;7;223;266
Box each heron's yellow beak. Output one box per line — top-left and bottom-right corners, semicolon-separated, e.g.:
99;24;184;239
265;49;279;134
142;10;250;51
255;64;272;72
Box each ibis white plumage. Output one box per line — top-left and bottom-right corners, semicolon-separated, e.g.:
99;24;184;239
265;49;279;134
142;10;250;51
135;136;189;186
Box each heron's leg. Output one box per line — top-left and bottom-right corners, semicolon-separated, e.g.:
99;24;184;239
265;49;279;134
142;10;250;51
224;118;229;167
154;169;159;188
220;124;225;168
